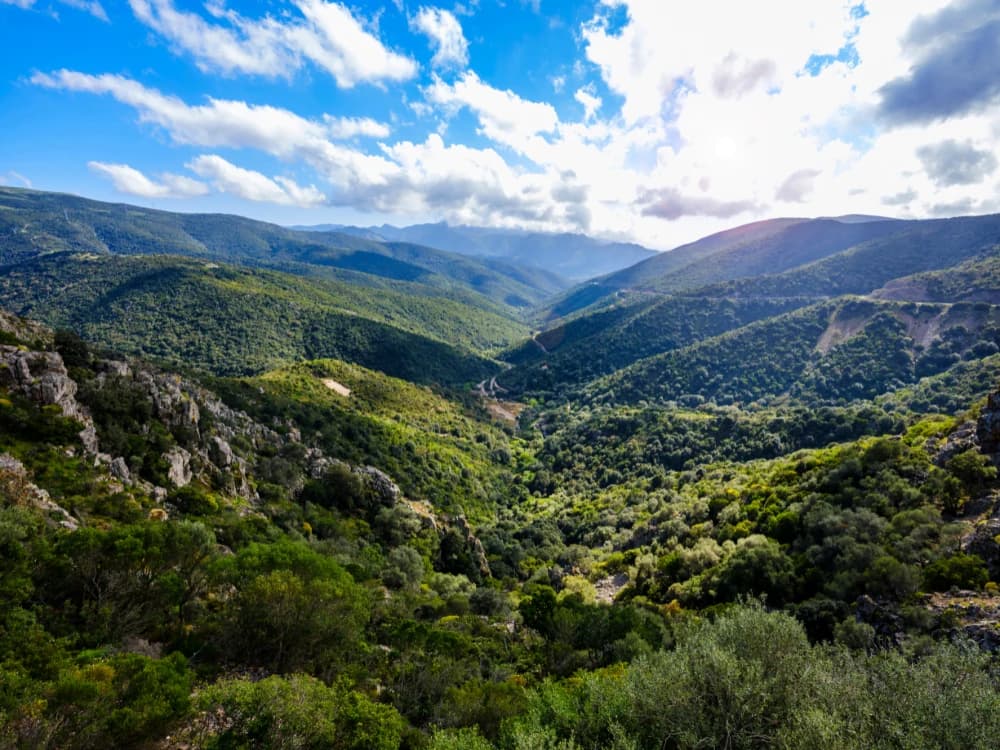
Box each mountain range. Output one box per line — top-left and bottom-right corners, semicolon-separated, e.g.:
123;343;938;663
294;221;657;281
3;187;1000;748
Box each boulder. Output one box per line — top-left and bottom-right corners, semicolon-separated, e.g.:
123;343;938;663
163;446;193;488
109;456;131;483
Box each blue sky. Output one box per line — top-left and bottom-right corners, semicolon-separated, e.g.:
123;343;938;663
2;0;999;248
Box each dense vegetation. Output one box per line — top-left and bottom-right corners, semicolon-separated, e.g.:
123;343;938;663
562;298;1000;408
0;253;519;382
3;196;1000;748
504;294;813;393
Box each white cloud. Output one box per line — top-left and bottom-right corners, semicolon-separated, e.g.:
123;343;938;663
127;0;416;87
58;0;107;21
324;115;391;139
88;161;208;198
32;1;1000;249
35;71;584;227
411;7;469;69
583;0;858;125
424;71;559;153
574;84;601;121
187;154;326;206
3;0;108;19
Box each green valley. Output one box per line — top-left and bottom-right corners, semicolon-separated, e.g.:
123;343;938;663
3;192;1000;749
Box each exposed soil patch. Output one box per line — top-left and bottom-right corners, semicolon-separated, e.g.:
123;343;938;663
486;400;522;423
321;378;351;397
594;572;629;604
816;312;870;354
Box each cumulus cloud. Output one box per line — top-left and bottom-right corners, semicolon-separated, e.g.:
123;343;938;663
424;71;558;153
917;139;998;186
582;0;856;124
187;155;326;206
878;0;1000;124
411;7;469;69
88;161;208;198
28;2;1000;248
711;53;778;98
930;197;978;216
37;70;588;230
882;188;918;206
127;0;416;87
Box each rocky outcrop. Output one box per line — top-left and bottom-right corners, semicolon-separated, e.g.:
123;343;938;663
135;371;201;436
355;465;402;507
855;594;904;648
449;514;492;580
0;345;98;452
109;456;131;482
0;310;51;346
925;591;1000;653
88;360;286;502
210;436;234;469
0;453;78;530
163;446;193;488
930;419;978;467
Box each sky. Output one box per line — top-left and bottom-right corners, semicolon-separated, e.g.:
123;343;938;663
1;0;999;250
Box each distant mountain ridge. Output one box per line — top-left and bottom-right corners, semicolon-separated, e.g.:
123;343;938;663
539;216;910;320
503;211;1000;398
0;187;566;313
293;221;657;282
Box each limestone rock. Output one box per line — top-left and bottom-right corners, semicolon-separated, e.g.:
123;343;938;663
354;465;401;507
0;345;98;453
0;310;50;345
102;360;132;378
962;497;1000;579
163;446;193;488
210;436;234;468
450;514;492;580
0;453;78;530
109;456;131;482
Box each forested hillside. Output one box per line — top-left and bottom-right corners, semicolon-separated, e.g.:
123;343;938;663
0;253;521;382
0;187;566;311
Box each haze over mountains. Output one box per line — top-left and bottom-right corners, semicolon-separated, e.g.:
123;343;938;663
294;221;658;282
